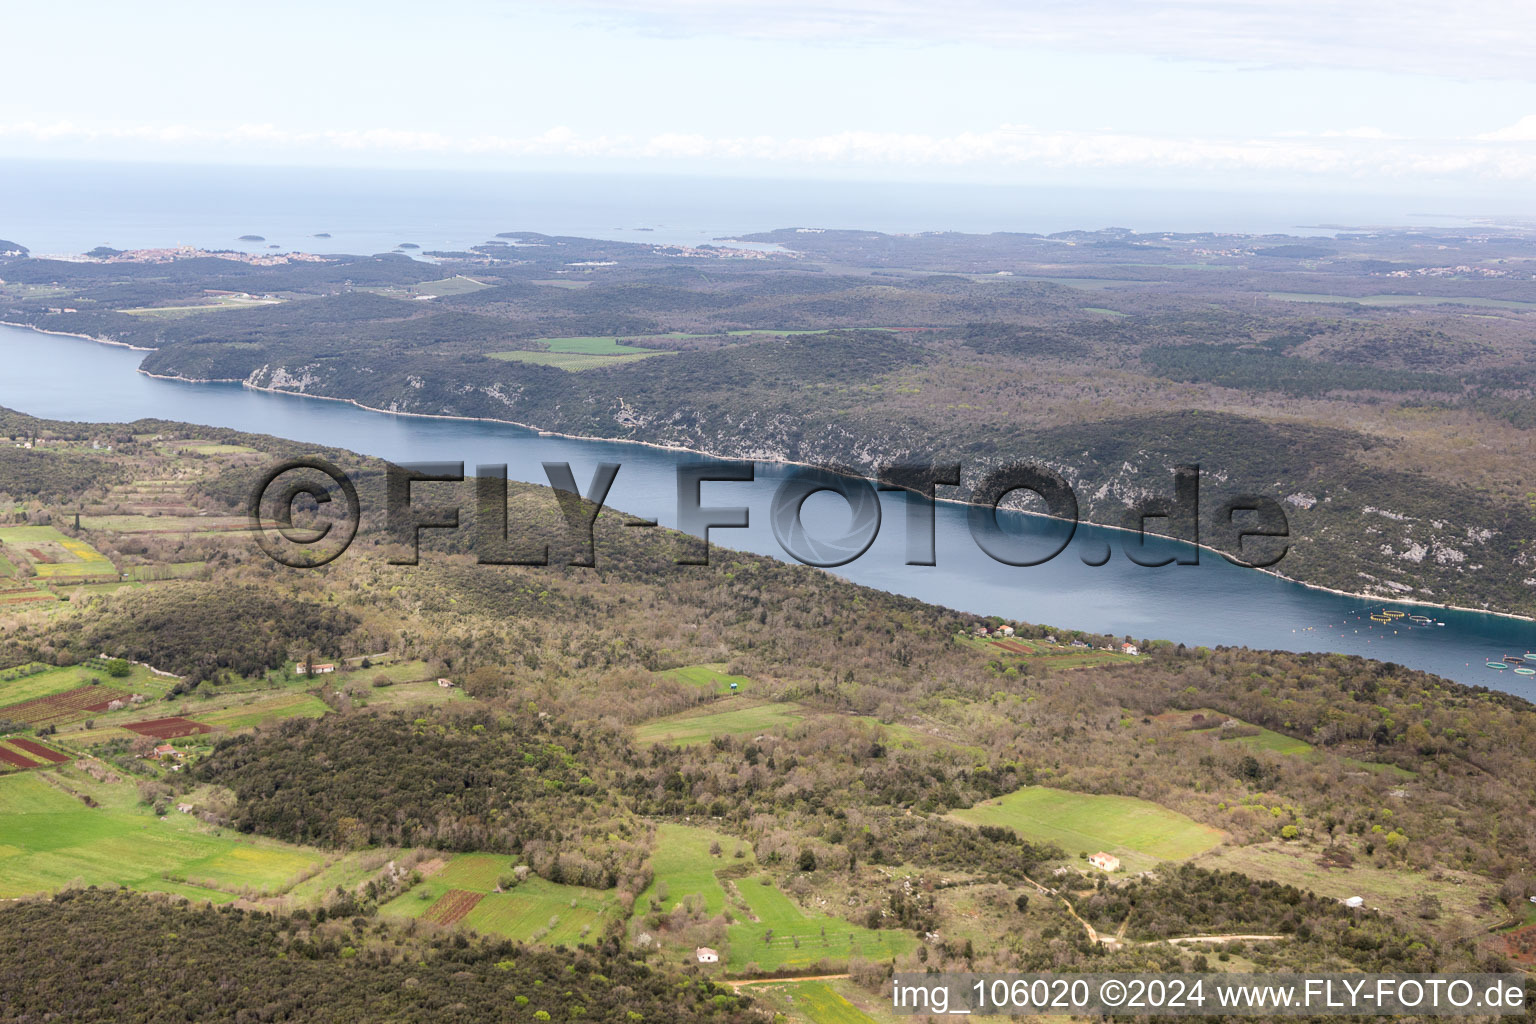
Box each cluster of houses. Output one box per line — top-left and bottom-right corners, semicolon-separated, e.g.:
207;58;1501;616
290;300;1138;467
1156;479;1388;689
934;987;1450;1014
970;622;1139;656
292;660;458;689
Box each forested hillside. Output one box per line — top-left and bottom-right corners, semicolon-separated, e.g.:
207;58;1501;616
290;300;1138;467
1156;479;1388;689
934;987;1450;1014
5;226;1535;614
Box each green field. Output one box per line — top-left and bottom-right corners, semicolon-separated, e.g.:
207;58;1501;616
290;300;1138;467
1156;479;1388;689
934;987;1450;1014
411;275;493;297
190;692;330;729
634;699;805;746
378;852;621;945
952;786;1224;871
1267;292;1536;311
488;330;865;372
0;772;324;899
353;678;470;709
1219;726;1314;757
118;298;281;318
489;348;672;371
955;634;1133;670
281;849;399;905
182;443;258;455
638;823;913;973
1199;720;1412;776
125;561;208;581
768;981;882;1024
0;526;115;579
0;661;171;708
657;663;752;694
364;275;493;299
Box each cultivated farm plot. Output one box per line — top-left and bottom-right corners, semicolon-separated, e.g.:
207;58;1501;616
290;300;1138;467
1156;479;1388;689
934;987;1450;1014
190;693;329;730
462;879;617;945
423;889;484;926
638;823;913;973
0;684;134;727
0;526;115;580
378;852;622;945
0;772;325;900
0;738;70;768
0;744;41;769
122;717;217;740
951;786;1224;872
634;699;805;746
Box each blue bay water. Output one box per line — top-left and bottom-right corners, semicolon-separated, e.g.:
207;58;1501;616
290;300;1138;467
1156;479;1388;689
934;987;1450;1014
0;323;1530;693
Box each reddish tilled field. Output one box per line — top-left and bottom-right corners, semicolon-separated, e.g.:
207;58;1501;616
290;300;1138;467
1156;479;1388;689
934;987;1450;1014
0;745;39;769
8;738;69;763
992;639;1033;654
0;686;133;726
122;717;215;739
423;889;483;926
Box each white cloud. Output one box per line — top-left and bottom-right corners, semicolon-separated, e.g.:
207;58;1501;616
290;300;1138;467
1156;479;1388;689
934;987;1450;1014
1479;115;1536;142
558;0;1536;81
4;118;1535;183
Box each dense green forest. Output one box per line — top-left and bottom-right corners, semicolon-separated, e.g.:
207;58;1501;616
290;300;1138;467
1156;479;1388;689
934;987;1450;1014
0;890;761;1024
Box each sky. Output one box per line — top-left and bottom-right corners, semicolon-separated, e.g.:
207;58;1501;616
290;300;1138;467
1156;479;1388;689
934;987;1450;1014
7;1;1536;199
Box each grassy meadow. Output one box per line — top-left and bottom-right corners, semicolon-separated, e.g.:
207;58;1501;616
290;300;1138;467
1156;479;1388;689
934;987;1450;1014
0;772;324;901
633;699;805;746
637;823;914;973
952;786;1224;871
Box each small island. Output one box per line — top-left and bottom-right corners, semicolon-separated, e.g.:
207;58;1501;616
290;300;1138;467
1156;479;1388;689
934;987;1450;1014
313;232;332;239
237;235;265;242
397;242;420;250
